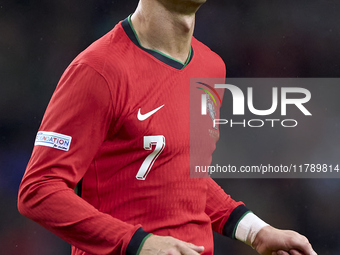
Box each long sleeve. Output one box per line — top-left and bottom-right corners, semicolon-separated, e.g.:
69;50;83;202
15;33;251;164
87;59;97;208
205;178;250;238
17;63;143;255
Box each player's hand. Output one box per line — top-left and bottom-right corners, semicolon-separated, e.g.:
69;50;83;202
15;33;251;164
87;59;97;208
139;234;204;255
252;226;317;255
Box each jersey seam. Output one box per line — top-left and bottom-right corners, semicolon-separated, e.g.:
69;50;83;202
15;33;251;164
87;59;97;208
68;63;115;120
67;63;114;209
70;62;116;133
93;159;102;209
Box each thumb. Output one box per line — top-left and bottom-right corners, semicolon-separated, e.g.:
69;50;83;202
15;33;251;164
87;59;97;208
185;242;204;253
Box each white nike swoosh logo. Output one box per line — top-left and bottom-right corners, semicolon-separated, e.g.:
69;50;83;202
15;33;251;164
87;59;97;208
137;105;165;121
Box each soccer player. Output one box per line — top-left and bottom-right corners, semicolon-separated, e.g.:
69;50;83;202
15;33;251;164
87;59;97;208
18;0;317;255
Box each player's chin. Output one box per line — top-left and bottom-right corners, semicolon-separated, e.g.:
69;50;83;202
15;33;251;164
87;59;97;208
193;0;207;4
183;0;207;4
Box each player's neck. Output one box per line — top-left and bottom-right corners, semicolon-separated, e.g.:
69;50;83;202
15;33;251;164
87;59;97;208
131;1;201;64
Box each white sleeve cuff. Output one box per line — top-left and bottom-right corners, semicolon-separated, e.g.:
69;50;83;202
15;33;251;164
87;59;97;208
235;212;269;247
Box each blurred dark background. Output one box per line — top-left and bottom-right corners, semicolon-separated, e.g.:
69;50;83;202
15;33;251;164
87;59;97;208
1;0;340;254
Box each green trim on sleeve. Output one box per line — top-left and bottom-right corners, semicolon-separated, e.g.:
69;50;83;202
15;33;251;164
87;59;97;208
232;210;252;239
223;205;250;239
136;233;153;255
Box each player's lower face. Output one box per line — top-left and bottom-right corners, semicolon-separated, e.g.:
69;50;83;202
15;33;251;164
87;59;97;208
158;0;207;8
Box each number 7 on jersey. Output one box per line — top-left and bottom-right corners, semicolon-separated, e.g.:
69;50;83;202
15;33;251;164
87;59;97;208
136;135;165;180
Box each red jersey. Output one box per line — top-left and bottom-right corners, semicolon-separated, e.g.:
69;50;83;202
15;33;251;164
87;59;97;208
18;17;248;255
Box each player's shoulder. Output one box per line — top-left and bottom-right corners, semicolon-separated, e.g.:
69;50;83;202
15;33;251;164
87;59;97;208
191;37;226;75
69;21;131;77
192;37;224;63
